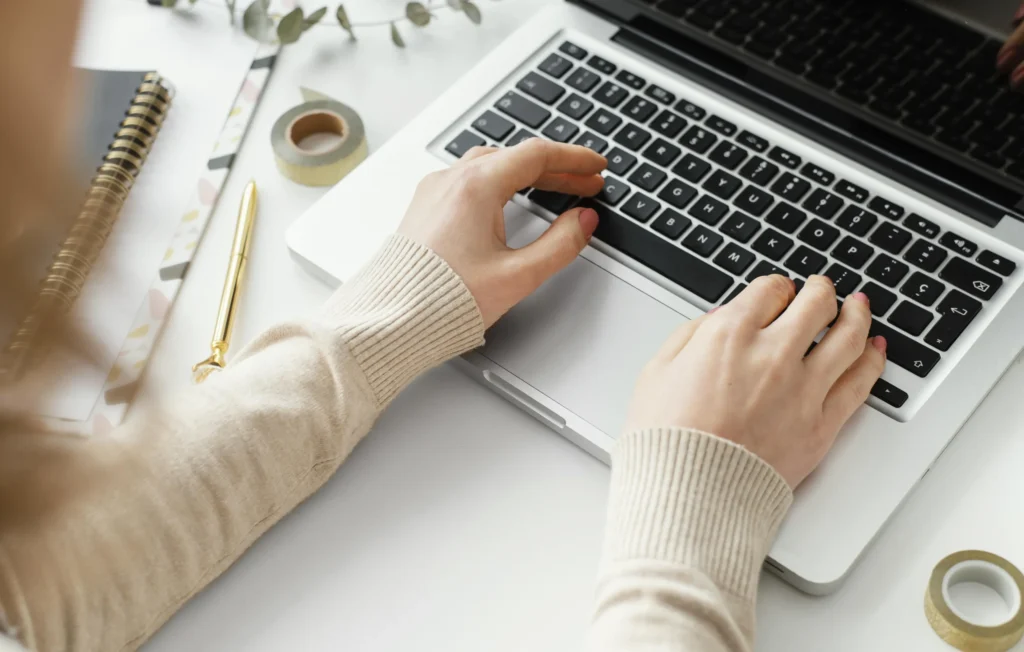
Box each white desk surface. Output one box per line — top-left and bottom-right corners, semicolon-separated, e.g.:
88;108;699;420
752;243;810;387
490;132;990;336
122;1;1024;650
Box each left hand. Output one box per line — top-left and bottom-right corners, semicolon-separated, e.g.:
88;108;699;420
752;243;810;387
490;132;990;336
397;139;606;328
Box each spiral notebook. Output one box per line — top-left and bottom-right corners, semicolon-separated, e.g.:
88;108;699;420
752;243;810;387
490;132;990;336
0;69;173;381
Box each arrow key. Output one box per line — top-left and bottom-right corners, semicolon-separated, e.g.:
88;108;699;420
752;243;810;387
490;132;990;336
871;378;908;408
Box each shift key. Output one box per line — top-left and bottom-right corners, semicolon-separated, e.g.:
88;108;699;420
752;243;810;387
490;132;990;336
495;91;551;129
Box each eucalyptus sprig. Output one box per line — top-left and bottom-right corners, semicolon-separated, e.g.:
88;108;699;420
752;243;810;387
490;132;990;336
159;0;485;47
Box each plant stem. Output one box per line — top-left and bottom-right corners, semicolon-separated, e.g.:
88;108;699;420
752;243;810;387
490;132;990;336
196;0;453;29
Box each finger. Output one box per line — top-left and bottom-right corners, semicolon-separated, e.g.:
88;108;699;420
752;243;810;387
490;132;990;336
998;19;1024;76
481;139;607;198
821;336;887;434
806;291;873;387
457;145;498;164
768;275;837;351
721;274;795;329
652;312;712;363
504;205;599;296
531;172;605;197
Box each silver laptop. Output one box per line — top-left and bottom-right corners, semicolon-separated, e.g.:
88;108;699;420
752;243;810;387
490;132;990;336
287;0;1024;593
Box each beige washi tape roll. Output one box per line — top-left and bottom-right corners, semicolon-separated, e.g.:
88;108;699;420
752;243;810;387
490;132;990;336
271;88;367;186
925;550;1024;652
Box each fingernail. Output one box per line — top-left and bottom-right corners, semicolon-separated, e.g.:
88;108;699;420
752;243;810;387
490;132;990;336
708;306;721;314
999;46;1018;72
578;208;599;239
872;335;887;354
851;291;870;305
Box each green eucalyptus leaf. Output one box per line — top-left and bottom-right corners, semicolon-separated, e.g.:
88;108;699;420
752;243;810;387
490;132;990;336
336;5;356;39
277;8;305;44
258;0;269;10
405;2;431;26
463;0;481;24
303;6;327;30
390;21;406;48
242;0;275;42
446;0;464;10
161;0;178;7
189;0;200;5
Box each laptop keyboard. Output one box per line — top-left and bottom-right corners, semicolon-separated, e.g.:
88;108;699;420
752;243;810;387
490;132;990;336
440;39;1020;414
650;0;1024;183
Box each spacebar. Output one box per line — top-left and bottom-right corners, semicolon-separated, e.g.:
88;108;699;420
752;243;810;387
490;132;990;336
580;199;734;302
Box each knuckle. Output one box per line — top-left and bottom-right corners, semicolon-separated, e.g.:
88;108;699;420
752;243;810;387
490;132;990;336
463;145;490;160
754;274;792;302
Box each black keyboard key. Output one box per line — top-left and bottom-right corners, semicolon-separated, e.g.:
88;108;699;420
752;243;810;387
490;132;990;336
903;240;947;273
606;148;637;176
738;157;780;187
871;379;908;408
587;55;616;75
704;169;743;199
672;154;711;183
585;108;622;135
594;81;629;108
615;69;646;89
574;131;608;154
939;256;1002;300
683;225;724;257
868;196;905;220
715;242;756;274
558;41;587;60
870;223;912;254
832;236;874;268
583;200;734;302
824;262;862;296
623;96;658;123
645;84;675;104
765;202;807;234
834;179;869;203
629;163;667;191
597;177;630;206
977;250;1016;276
529;189;576;214
538;53;573;78
708;142;749;170
675;98;707;120
541;117;579;143
797;218;840;250
657;179;699;209
724;283;747;303
495;91;551;129
889;301;933;336
866;254;909;287
800;162;835;186
613;124;652;151
860;282;898;316
752;228;794;261
506;129;536;148
706;115;738;136
924;290;981;351
900;272;945;307
802;188;844;219
566;67;601;93
445;130;486;158
517;72;565;105
472;111;515;141
785;245;828;277
722;211;761;243
835;205;877;236
556;94;594;120
868;320;940;377
746;260;789;282
771;172;811;202
621;192;661;223
688;195;730;225
736;130;769;153
733;185;774;216
768;146;801;169
905;213;939;238
642;138;682;166
680;126;718;154
651;110;687;138
651;209;692;240
939;231;978;257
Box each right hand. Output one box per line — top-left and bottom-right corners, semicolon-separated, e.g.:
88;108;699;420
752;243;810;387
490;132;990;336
623;275;887;488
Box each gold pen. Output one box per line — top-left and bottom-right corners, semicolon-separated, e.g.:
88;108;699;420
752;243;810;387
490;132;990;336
192;180;258;383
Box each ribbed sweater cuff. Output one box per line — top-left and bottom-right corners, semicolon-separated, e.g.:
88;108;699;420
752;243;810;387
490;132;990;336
317;234;485;405
603;428;793;601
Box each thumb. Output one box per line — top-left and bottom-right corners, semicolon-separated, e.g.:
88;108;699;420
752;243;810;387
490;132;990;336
511;206;599;289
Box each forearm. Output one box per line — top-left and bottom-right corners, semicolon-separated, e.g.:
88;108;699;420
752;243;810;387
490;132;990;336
588;428;793;651
0;235;484;651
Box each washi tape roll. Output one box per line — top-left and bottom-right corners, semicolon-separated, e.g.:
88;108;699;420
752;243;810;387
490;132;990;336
271;90;367;187
925;550;1024;652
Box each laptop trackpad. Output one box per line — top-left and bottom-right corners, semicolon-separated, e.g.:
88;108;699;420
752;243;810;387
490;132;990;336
481;207;699;438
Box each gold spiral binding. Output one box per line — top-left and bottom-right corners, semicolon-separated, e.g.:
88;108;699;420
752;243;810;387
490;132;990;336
1;72;173;381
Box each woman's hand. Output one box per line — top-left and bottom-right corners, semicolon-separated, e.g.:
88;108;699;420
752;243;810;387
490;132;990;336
624;275;887;488
998;4;1024;85
398;140;606;328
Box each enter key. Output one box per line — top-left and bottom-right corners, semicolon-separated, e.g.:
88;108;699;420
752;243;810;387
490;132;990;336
924;290;982;352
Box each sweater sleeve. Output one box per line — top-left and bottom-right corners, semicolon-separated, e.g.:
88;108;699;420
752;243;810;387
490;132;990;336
587;428;793;652
0;235;484;652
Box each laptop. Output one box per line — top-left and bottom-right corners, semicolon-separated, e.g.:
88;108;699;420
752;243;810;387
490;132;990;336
287;0;1024;594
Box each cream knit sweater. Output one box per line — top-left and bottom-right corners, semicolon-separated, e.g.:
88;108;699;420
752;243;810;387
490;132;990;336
0;236;792;651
